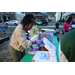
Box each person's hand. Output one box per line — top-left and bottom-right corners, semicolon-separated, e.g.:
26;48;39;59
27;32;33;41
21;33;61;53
36;40;43;44
32;41;36;45
33;48;37;51
31;46;38;51
58;31;60;33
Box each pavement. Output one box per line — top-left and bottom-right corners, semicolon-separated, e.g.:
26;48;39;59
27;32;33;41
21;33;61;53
0;23;63;27
8;25;63;27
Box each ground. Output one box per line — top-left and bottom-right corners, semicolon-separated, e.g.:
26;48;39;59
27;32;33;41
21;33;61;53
0;31;14;62
0;31;63;62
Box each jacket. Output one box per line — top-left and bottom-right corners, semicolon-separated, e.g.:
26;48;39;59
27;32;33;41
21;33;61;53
60;29;75;62
63;22;73;34
59;45;68;62
10;24;32;52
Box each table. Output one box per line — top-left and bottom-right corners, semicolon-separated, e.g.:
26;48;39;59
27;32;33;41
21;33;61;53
20;36;60;62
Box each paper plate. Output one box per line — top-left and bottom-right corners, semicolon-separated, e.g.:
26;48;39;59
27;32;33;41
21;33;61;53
28;50;35;55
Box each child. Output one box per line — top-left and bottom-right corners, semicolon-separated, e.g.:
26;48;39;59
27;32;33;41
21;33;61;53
54;23;60;42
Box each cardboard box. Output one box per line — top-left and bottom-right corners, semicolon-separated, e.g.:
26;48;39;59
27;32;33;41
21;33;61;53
43;37;56;53
32;51;57;62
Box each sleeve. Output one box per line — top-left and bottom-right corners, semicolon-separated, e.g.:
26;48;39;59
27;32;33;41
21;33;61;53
70;22;75;29
59;42;68;62
54;28;56;35
54;28;55;30
15;28;32;48
63;22;66;34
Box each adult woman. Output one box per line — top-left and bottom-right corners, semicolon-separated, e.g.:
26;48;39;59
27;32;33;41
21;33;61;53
9;14;38;62
63;16;74;34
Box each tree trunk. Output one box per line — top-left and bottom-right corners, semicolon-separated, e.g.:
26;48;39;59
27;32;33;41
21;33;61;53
1;12;4;25
60;12;62;24
60;12;65;24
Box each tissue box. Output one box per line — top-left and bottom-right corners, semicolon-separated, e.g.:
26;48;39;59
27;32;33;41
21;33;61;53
38;32;53;43
41;29;55;33
32;51;57;62
32;37;57;62
43;37;56;53
31;35;38;41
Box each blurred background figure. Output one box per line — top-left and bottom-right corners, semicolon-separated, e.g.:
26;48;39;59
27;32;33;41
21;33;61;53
31;25;39;37
54;23;60;42
62;16;75;34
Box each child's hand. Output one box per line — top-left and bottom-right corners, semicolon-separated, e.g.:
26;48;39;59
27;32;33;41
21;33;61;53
58;31;60;33
36;40;43;44
32;41;36;45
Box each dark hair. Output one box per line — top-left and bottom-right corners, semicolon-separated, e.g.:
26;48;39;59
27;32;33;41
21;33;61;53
21;14;35;30
55;23;59;26
66;16;72;22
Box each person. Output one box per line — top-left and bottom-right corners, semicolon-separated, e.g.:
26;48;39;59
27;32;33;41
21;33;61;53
54;23;60;42
60;29;75;62
31;25;39;37
62;16;75;34
9;14;43;62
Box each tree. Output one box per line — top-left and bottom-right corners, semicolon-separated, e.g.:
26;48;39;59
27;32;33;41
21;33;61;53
25;12;40;15
60;12;65;24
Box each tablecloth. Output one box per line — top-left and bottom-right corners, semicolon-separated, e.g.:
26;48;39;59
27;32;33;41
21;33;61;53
20;36;60;62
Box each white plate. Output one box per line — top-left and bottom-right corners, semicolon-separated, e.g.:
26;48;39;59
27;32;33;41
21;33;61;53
28;50;35;55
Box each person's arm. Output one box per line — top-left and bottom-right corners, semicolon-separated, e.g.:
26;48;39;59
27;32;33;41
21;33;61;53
70;22;75;29
63;22;66;34
15;28;35;48
59;40;68;62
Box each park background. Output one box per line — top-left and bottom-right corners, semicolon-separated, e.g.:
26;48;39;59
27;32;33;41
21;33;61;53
1;12;75;61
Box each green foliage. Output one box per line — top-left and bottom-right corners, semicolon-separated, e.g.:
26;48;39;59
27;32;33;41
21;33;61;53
8;26;63;32
0;57;4;62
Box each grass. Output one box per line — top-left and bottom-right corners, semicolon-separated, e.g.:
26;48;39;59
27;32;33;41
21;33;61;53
50;20;56;23
0;57;4;62
48;20;64;25
8;27;16;31
8;27;63;32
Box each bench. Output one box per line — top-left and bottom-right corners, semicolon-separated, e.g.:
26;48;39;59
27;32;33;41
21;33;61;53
0;36;9;44
0;25;8;34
